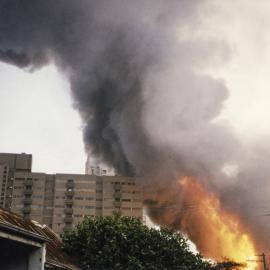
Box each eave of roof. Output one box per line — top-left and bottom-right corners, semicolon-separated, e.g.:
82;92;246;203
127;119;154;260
0;221;49;243
46;260;81;270
0;208;81;270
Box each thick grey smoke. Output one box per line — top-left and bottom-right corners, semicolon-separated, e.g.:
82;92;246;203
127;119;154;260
1;0;270;252
0;0;214;176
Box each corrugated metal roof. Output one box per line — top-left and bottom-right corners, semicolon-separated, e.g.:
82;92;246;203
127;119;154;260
0;208;80;270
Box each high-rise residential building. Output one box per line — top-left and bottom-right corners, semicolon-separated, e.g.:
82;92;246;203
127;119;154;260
0;152;143;234
0;153;32;209
52;174;142;234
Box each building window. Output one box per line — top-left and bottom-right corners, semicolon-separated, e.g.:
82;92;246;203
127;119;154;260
55;205;65;208
73;205;83;209
33;195;43;199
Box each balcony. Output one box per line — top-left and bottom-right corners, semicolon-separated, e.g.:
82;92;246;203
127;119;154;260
65;199;74;205
64;208;73;215
63;225;72;233
66;182;74;189
24;180;33;186
64;217;73;223
22;206;31;214
24;190;33;195
65;190;74;197
113;209;121;215
114;202;121;208
23;198;32;204
114;194;121;199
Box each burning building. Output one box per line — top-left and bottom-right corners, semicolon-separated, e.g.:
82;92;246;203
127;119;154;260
0;1;270;269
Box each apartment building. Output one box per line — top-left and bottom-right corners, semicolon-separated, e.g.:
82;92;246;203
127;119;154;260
0;153;143;234
51;174;142;234
0;152;32;209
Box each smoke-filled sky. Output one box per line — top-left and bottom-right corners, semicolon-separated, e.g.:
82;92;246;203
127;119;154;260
2;0;270;255
1;1;270;173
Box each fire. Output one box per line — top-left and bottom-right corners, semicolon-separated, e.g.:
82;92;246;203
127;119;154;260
179;177;258;270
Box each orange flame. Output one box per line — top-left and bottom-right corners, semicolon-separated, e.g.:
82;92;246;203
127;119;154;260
179;177;258;270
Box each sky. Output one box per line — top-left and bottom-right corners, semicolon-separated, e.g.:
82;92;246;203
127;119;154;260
1;1;270;174
0;62;86;174
205;1;270;140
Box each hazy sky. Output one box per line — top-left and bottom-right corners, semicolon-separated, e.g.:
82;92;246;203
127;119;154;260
206;1;270;139
0;62;86;173
1;1;270;174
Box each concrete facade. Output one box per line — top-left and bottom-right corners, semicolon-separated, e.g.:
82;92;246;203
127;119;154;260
0;153;32;209
0;153;143;234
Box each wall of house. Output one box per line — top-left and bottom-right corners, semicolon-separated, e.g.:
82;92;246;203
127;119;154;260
0;236;45;270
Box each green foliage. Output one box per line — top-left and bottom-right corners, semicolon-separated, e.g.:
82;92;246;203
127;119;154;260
61;215;237;270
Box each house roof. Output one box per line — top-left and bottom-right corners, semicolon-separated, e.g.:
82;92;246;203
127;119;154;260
0;208;80;270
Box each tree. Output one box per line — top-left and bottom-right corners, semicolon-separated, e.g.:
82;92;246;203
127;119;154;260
61;215;242;270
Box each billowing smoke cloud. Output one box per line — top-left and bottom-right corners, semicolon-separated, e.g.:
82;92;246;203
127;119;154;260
1;0;270;254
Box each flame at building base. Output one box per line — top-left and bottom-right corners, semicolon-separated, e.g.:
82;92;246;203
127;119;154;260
146;177;258;270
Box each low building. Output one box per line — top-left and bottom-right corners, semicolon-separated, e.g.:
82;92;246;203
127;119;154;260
0;207;79;270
